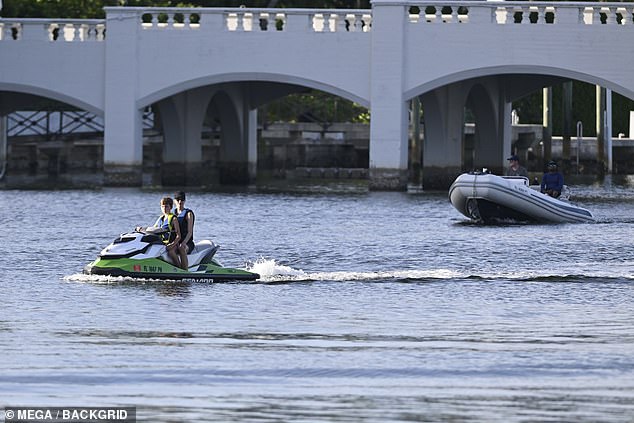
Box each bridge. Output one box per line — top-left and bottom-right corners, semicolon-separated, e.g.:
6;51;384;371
1;1;633;189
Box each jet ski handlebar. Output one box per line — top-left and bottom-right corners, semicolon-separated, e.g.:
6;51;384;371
134;226;167;235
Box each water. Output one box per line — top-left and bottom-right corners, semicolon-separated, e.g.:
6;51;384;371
2;182;634;422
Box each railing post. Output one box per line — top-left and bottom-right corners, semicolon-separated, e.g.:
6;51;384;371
576;121;583;174
0;114;7;181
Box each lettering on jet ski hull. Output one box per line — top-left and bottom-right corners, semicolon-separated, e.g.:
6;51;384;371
143;265;162;273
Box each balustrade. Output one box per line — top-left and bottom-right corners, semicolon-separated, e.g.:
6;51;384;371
134;8;371;33
0;19;105;41
404;2;634;25
2;2;631;42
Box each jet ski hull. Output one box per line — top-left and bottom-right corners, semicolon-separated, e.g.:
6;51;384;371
84;257;259;281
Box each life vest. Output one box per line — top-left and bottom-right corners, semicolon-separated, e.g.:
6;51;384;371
176;208;196;251
154;213;176;244
176;208;195;250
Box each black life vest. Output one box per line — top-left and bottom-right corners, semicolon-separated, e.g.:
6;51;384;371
176;207;195;249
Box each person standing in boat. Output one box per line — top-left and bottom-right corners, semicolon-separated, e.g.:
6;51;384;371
173;191;195;270
506;154;528;177
541;160;564;198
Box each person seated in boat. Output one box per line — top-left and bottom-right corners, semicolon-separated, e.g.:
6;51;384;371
135;196;184;269
506;154;528;177
540;160;564;198
173;191;195;270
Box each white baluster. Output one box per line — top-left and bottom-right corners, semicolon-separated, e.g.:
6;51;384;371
80;23;89;41
326;13;333;31
337;14;347;32
458;8;469;24
253;12;261;31
605;7;616;25
226;13;236;31
96;24;105;40
236;12;243;31
408;9;418;24
46;23;56;41
69;23;78;41
267;13;275;31
593;7;601;25
353;14;363;31
362;14;371;32
188;13;201;29
493;7;502;24
311;14;319;32
12;23;22;40
621;7;632;25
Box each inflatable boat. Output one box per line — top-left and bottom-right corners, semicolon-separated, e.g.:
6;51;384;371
449;172;595;223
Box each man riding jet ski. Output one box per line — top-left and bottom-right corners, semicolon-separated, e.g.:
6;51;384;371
83;227;259;281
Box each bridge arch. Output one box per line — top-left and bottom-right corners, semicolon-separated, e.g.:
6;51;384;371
144;74;371;186
138;73;370;111
0;83;103;116
404;65;634;184
405;65;634;102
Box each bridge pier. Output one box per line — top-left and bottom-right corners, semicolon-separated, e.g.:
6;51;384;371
419;79;511;188
155;84;258;187
103;9;143;186
157;89;211;186
368;1;408;190
212;85;257;185
421;86;465;189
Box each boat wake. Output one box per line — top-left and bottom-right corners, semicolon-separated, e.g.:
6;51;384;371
64;258;634;285
246;258;463;283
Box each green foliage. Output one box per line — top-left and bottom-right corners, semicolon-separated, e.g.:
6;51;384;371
513;82;634;137
265;91;369;124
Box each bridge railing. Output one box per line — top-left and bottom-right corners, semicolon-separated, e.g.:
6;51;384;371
7;109;155;138
104;7;372;33
3;2;631;42
397;1;634;25
0;18;105;41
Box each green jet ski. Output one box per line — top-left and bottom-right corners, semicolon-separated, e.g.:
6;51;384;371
84;228;259;281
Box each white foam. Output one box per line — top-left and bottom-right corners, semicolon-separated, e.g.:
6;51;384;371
62;273;175;284
245;258;464;283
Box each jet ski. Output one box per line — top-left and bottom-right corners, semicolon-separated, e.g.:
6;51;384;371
83;228;259;281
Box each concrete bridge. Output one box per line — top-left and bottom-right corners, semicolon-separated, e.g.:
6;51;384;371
1;1;633;189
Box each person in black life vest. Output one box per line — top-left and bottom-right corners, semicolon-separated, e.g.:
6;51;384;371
174;191;195;270
136;196;183;269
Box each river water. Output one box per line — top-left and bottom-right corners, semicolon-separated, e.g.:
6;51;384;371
2;179;634;422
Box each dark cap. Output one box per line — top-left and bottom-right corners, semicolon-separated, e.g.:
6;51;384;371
174;191;186;201
507;154;519;161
